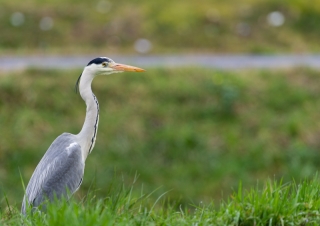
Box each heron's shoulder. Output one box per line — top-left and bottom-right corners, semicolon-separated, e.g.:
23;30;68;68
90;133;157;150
59;132;77;140
53;133;78;145
45;133;81;156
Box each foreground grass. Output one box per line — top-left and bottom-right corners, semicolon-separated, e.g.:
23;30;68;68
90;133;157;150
2;177;320;225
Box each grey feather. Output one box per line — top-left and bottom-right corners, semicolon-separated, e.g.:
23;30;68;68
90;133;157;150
21;133;84;214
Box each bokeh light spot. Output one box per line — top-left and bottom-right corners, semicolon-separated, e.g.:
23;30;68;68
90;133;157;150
11;12;25;27
96;0;112;13
39;17;54;31
267;11;285;27
236;22;251;37
134;39;152;54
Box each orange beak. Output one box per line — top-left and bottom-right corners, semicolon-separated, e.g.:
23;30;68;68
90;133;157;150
110;63;145;72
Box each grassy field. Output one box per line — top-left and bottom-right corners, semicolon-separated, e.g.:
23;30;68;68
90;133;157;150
1;0;320;53
3;177;320;225
1;66;320;215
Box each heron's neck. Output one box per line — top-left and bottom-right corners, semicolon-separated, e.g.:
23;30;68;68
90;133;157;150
77;70;99;161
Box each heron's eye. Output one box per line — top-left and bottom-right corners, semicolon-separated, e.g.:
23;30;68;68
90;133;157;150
102;62;108;67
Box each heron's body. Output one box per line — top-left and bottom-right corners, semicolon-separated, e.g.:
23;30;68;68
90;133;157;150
21;133;84;213
22;57;144;214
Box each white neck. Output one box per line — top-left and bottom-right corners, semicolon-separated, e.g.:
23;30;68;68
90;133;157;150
76;68;99;161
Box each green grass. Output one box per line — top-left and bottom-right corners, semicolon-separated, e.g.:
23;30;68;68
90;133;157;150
3;176;320;225
1;67;320;224
1;0;320;53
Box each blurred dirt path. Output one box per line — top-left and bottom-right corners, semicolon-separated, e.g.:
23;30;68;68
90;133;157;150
0;54;319;71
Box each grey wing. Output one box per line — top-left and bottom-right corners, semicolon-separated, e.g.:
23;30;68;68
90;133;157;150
22;133;84;214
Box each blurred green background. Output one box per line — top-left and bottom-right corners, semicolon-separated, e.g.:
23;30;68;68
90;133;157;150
1;0;320;54
1;0;320;209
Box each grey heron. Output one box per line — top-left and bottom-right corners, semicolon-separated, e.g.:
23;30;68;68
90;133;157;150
21;57;145;214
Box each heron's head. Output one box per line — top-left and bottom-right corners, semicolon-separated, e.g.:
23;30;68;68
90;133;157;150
86;57;145;75
76;57;145;93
